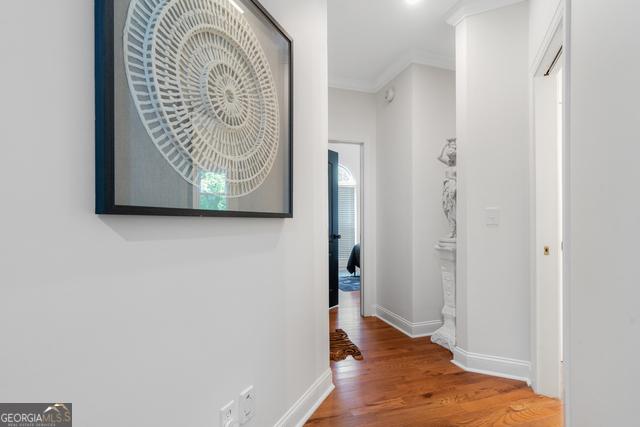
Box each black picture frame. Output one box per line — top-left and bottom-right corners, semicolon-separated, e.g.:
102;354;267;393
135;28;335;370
95;0;294;218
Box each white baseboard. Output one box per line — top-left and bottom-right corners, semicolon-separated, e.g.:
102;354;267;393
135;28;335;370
274;368;334;427
374;305;442;338
452;346;531;384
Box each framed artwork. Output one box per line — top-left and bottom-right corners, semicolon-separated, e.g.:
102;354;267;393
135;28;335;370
95;0;293;217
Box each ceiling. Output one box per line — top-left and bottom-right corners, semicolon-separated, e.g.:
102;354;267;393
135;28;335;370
328;0;458;93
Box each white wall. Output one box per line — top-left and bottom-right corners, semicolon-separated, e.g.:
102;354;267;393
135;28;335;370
454;2;531;374
567;0;640;424
328;88;377;315
376;67;415;323
0;1;330;427
411;65;456;324
375;64;455;331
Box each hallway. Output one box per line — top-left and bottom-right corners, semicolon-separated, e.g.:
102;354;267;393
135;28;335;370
307;295;561;426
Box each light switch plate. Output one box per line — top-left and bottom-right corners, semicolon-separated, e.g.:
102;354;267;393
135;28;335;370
220;400;236;427
485;207;500;227
239;386;256;424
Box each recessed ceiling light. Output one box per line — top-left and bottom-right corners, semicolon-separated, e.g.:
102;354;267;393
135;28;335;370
405;0;422;5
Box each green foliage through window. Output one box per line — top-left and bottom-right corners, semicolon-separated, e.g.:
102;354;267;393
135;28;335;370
199;172;228;211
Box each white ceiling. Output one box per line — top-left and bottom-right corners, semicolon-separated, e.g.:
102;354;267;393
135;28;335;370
328;0;458;93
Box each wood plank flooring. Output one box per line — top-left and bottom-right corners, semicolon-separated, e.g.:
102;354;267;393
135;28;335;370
307;291;562;426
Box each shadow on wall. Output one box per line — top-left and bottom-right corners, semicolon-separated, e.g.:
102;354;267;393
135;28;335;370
99;215;285;245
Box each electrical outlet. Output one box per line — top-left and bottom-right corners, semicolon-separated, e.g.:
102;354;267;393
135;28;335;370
219;400;237;427
238;386;256;424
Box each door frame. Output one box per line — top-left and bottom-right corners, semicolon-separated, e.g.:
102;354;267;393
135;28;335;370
528;0;571;420
328;140;366;317
328;149;340;309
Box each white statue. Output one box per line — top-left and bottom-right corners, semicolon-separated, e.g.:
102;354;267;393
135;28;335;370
432;138;457;352
437;138;457;240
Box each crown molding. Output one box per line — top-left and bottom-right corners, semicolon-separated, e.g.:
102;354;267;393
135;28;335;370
328;76;377;94
445;0;526;26
329;49;455;94
373;49;455;93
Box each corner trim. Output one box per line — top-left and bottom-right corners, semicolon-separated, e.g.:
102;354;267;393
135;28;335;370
375;305;442;338
274;369;334;427
529;0;564;75
452;346;531;384
445;0;526;26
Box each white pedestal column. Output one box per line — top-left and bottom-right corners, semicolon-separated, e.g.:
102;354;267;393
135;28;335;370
431;239;456;351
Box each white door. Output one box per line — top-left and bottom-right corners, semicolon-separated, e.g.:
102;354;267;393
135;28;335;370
533;67;563;398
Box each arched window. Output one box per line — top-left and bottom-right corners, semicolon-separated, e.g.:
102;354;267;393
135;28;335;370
338;164;356;186
337;164;358;271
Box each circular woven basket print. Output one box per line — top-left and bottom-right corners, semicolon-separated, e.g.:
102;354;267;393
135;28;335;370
124;0;280;197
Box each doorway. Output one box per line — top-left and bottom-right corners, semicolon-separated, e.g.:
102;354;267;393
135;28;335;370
328;142;364;316
532;19;564;400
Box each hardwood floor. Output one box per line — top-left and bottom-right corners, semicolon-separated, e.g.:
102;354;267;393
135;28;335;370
307;291;562;426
